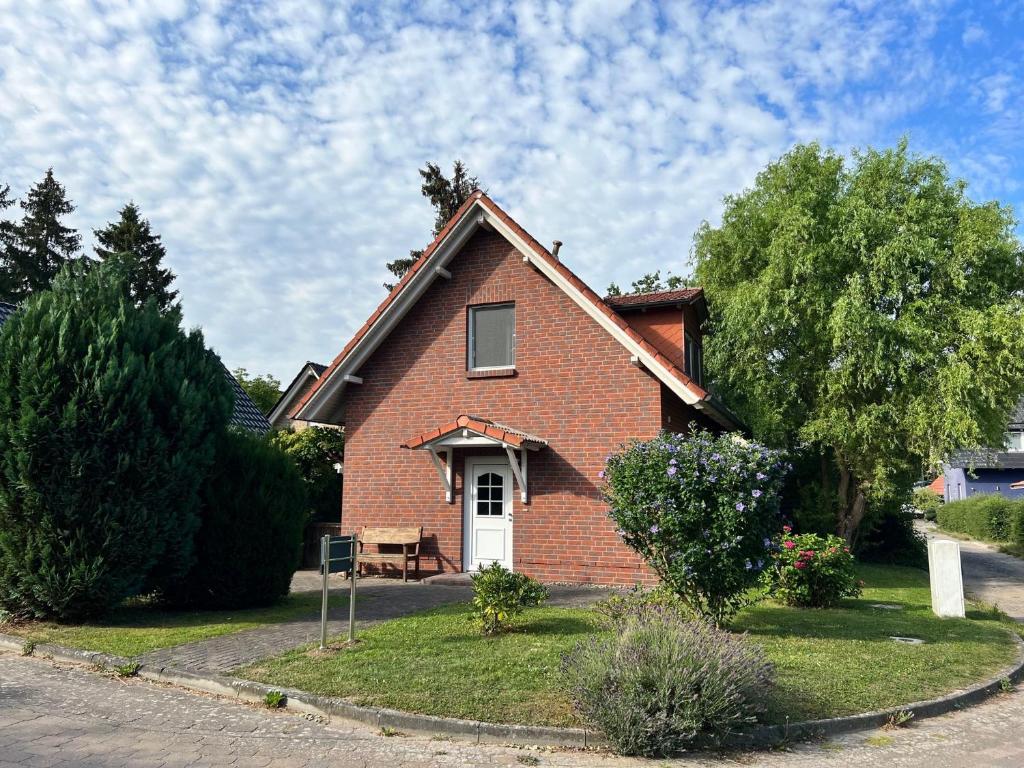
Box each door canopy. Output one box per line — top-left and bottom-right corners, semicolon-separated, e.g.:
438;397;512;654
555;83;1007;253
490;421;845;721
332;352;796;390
402;415;547;504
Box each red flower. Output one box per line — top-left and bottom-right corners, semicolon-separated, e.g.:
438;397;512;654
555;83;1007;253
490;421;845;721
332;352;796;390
793;561;807;569
783;525;792;533
783;540;796;550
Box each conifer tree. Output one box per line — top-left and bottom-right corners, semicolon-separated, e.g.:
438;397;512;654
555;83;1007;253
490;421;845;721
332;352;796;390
3;169;81;302
385;160;480;290
94;201;178;311
0;261;232;620
0;182;17;302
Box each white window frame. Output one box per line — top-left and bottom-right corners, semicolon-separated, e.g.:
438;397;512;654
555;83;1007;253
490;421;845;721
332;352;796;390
1006;431;1024;452
467;303;516;371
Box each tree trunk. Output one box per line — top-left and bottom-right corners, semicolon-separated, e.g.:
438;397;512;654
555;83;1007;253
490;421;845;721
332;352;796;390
835;459;867;545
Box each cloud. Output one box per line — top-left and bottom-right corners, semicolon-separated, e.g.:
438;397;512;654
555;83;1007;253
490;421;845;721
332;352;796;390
0;0;1018;381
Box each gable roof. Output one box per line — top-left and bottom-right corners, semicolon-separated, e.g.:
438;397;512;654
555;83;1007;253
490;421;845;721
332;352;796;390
268;360;328;426
295;191;740;429
0;300;270;434
605;288;704;310
403;415;548;451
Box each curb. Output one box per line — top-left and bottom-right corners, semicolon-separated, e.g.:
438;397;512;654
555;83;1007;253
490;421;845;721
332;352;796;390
3;629;1023;749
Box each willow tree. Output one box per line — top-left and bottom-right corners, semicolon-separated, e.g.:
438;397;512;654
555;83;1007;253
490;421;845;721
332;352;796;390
695;140;1024;542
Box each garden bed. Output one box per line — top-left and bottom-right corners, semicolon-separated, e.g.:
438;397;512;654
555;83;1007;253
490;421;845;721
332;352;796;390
2;591;331;657
237;564;1019;728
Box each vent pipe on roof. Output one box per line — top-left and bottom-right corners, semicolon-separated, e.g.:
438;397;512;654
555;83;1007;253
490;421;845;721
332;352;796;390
551;240;562;259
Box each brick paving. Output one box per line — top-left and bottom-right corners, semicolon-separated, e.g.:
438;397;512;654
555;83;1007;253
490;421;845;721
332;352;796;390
4;651;1024;767
4;545;1024;765
139;573;613;673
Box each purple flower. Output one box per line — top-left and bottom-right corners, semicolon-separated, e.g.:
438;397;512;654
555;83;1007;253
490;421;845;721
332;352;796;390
744;559;753;570
735;502;746;512
650;524;660;534
669;458;678;466
763;537;772;547
597;470;605;479
752;489;763;498
711;453;722;461
756;472;766;481
667;466;677;477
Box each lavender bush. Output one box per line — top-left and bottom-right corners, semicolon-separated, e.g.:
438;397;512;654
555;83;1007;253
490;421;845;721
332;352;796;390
602;427;788;625
561;605;774;755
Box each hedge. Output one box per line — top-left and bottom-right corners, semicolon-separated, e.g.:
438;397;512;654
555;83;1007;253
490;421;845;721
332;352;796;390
936;494;1024;545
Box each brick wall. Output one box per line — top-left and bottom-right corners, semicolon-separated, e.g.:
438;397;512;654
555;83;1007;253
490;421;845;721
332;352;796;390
341;228;707;585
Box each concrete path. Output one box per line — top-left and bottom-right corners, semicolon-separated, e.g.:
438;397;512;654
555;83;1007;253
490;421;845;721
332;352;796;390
4;650;1024;767
138;573;612;673
919;521;1024;621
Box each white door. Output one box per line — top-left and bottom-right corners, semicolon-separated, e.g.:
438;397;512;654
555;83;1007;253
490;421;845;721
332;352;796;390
464;458;514;571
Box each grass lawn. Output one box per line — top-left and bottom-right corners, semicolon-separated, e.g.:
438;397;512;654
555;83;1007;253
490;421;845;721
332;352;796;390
238;564;1020;728
2;590;340;657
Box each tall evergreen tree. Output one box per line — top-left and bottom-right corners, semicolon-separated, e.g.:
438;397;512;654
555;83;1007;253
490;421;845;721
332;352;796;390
0;260;232;620
3;169;81;302
0;182;17;302
94;202;178;311
385;160;480;290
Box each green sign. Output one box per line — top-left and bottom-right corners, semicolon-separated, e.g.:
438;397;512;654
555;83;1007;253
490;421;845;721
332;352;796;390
322;535;354;574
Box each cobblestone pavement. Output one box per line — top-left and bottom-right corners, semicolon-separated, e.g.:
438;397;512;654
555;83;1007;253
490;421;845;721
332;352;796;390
139;574;612;673
3;651;1024;767
921;521;1024;621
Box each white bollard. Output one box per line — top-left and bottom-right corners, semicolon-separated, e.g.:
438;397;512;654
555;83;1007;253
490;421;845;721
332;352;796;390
927;539;966;618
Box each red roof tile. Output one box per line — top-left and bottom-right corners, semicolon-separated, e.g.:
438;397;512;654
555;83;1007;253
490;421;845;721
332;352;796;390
402;415;547;450
604;288;703;309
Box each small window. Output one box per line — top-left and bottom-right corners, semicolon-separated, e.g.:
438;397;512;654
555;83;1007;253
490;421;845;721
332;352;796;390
469;303;515;370
476;472;504;516
1006;431;1024;452
685;332;703;386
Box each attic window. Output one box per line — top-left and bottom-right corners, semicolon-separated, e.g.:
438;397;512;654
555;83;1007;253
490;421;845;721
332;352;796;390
468;303;515;370
685;332;703;387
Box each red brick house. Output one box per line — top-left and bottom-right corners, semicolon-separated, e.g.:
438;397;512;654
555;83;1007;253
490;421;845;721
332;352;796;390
294;191;740;584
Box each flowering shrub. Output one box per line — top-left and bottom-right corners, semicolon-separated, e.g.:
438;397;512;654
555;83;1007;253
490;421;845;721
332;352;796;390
561;605;774;756
767;529;861;608
602;428;788;625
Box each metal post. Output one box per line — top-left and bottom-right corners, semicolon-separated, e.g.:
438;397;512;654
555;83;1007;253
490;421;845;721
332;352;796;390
348;532;358;643
319;534;329;650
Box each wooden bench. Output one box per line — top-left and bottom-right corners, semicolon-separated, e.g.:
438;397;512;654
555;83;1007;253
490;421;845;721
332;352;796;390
357;526;423;582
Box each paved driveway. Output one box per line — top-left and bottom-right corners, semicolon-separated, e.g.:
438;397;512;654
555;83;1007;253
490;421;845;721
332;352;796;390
139;574;612;673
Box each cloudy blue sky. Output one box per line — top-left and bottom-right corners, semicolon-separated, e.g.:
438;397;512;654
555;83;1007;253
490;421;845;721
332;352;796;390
0;1;1021;382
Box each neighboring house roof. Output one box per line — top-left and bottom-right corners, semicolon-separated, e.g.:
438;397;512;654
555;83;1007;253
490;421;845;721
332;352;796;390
0;300;270;434
604;288;704;310
268;361;328;427
224;364;272;433
946;396;1024;470
295;191;740;430
928;475;945;495
403;415;549;451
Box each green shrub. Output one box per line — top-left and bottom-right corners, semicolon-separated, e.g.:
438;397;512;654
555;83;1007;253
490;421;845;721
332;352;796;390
561;606;773;756
937;494;1024;543
768;530;861;607
163;430;308;609
269;426;345;523
593;585;692;628
858;505;929;568
0;262;232;620
602;428;788;625
470;562;548;635
913;487;943;522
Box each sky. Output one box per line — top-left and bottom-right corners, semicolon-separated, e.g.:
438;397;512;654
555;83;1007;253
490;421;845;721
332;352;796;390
0;0;1021;383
